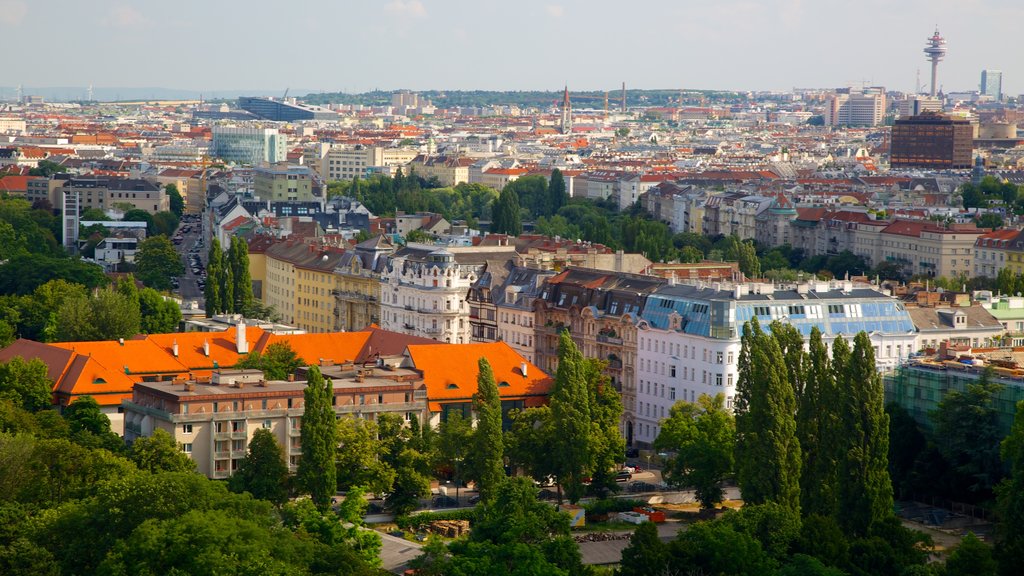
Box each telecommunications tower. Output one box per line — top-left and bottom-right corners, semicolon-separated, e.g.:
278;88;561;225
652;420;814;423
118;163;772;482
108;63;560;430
923;27;947;97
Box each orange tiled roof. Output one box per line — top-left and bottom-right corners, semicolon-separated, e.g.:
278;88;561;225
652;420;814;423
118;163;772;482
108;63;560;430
406;342;551;406
258;332;372;366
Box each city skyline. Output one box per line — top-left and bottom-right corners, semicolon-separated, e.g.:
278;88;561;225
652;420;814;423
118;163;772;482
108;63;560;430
2;0;1023;96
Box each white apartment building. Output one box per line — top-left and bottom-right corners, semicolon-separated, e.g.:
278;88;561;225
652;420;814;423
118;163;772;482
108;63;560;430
380;244;517;343
321;145;417;182
633;280;917;447
826;88;886;127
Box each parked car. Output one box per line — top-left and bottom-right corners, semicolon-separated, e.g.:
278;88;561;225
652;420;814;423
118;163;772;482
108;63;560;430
628;481;657;493
467;494;481;505
432;495;458;508
615;471;633;482
537;489;558;501
621;465;636;474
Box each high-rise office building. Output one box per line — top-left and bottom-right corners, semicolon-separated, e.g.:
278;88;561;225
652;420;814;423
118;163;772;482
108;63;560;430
890;112;974;169
211;127;288;165
981;70;1003;100
826;87;886;127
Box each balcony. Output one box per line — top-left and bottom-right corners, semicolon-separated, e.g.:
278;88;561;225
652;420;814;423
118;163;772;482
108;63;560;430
596;333;623;345
214;430;247;440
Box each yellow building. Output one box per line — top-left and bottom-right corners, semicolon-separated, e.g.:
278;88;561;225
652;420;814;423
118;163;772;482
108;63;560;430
333;235;394;331
263;241;344;332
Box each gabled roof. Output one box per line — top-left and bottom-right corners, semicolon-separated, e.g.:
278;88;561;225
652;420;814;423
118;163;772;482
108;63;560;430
405;341;551;406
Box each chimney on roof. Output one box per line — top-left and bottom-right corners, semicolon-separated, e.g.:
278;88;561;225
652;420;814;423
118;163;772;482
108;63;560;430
118;338;124;346
236;321;248;354
203;339;210;357
520;362;528;377
172;339;179;357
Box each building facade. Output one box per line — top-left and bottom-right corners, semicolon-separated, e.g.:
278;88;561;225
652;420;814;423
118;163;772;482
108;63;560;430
253;163;321;202
380;244;517;343
211;126;288;165
890;112;974;169
633;280;918;447
333;235;393;331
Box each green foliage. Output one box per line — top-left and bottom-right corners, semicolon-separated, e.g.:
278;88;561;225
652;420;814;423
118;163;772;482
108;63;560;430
976;213;1005;230
0;399;378;575
549;330;592;503
406;228;432;243
718;503;801;561
996;400;1024;574
410;476;589;575
722;235;761;278
617;521;667;576
931;369;1004;502
0;357;52;412
946;532;997;576
130;428;197;474
386;447;432;515
229;428;289;505
886;402;928;499
585;357;626;499
336;417;393;495
549;169;568;214
236;341;302;380
960;176;1021;210
298;366;337;511
229;236;254;312
735;318;801;512
667;518;776;575
138;287;182;333
654;393;735;509
63;395;111;436
837;332;894;537
0;254;107;295
492;185;523;235
134;235;183;290
794;514;849;568
469;358;505;503
27;160;67;177
799;327;841;517
679;245;703;263
165;183;184;217
505;405;557;483
55;286;141;341
0;197;61;259
205;237;224;314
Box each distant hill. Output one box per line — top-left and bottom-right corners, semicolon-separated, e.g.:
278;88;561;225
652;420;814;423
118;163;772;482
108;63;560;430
0;87;316;103
301;89;745;109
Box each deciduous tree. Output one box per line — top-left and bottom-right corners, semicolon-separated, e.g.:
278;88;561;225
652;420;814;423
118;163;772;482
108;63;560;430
134;236;183;291
298;366;337;511
655;393;735;509
469;358;505;503
229;428;288;506
734;317;801;512
130;428;196;474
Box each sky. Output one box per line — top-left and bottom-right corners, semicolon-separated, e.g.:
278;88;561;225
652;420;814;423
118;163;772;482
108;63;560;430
3;0;1022;96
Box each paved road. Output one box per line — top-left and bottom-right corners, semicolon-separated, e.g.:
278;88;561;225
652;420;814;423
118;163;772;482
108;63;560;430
174;216;205;304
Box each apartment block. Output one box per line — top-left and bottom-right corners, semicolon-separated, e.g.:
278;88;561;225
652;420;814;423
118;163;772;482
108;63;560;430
634;281;917;446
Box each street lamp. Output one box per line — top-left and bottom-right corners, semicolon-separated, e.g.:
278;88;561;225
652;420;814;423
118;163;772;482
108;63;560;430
646;453;652;472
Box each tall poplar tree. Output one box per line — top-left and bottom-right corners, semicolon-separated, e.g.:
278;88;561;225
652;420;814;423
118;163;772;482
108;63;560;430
492;187;522;236
230;236;254;312
549;330;591;504
470;357;505;503
734;318;801;512
222;262;235;315
205;238;224;315
798;327;841;518
548;168;568;215
584;356;625;498
770;321;807;401
837;332;893;537
298;366;337;511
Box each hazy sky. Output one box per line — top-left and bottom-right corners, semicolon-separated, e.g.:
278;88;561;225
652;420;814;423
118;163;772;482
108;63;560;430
3;0;1022;95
